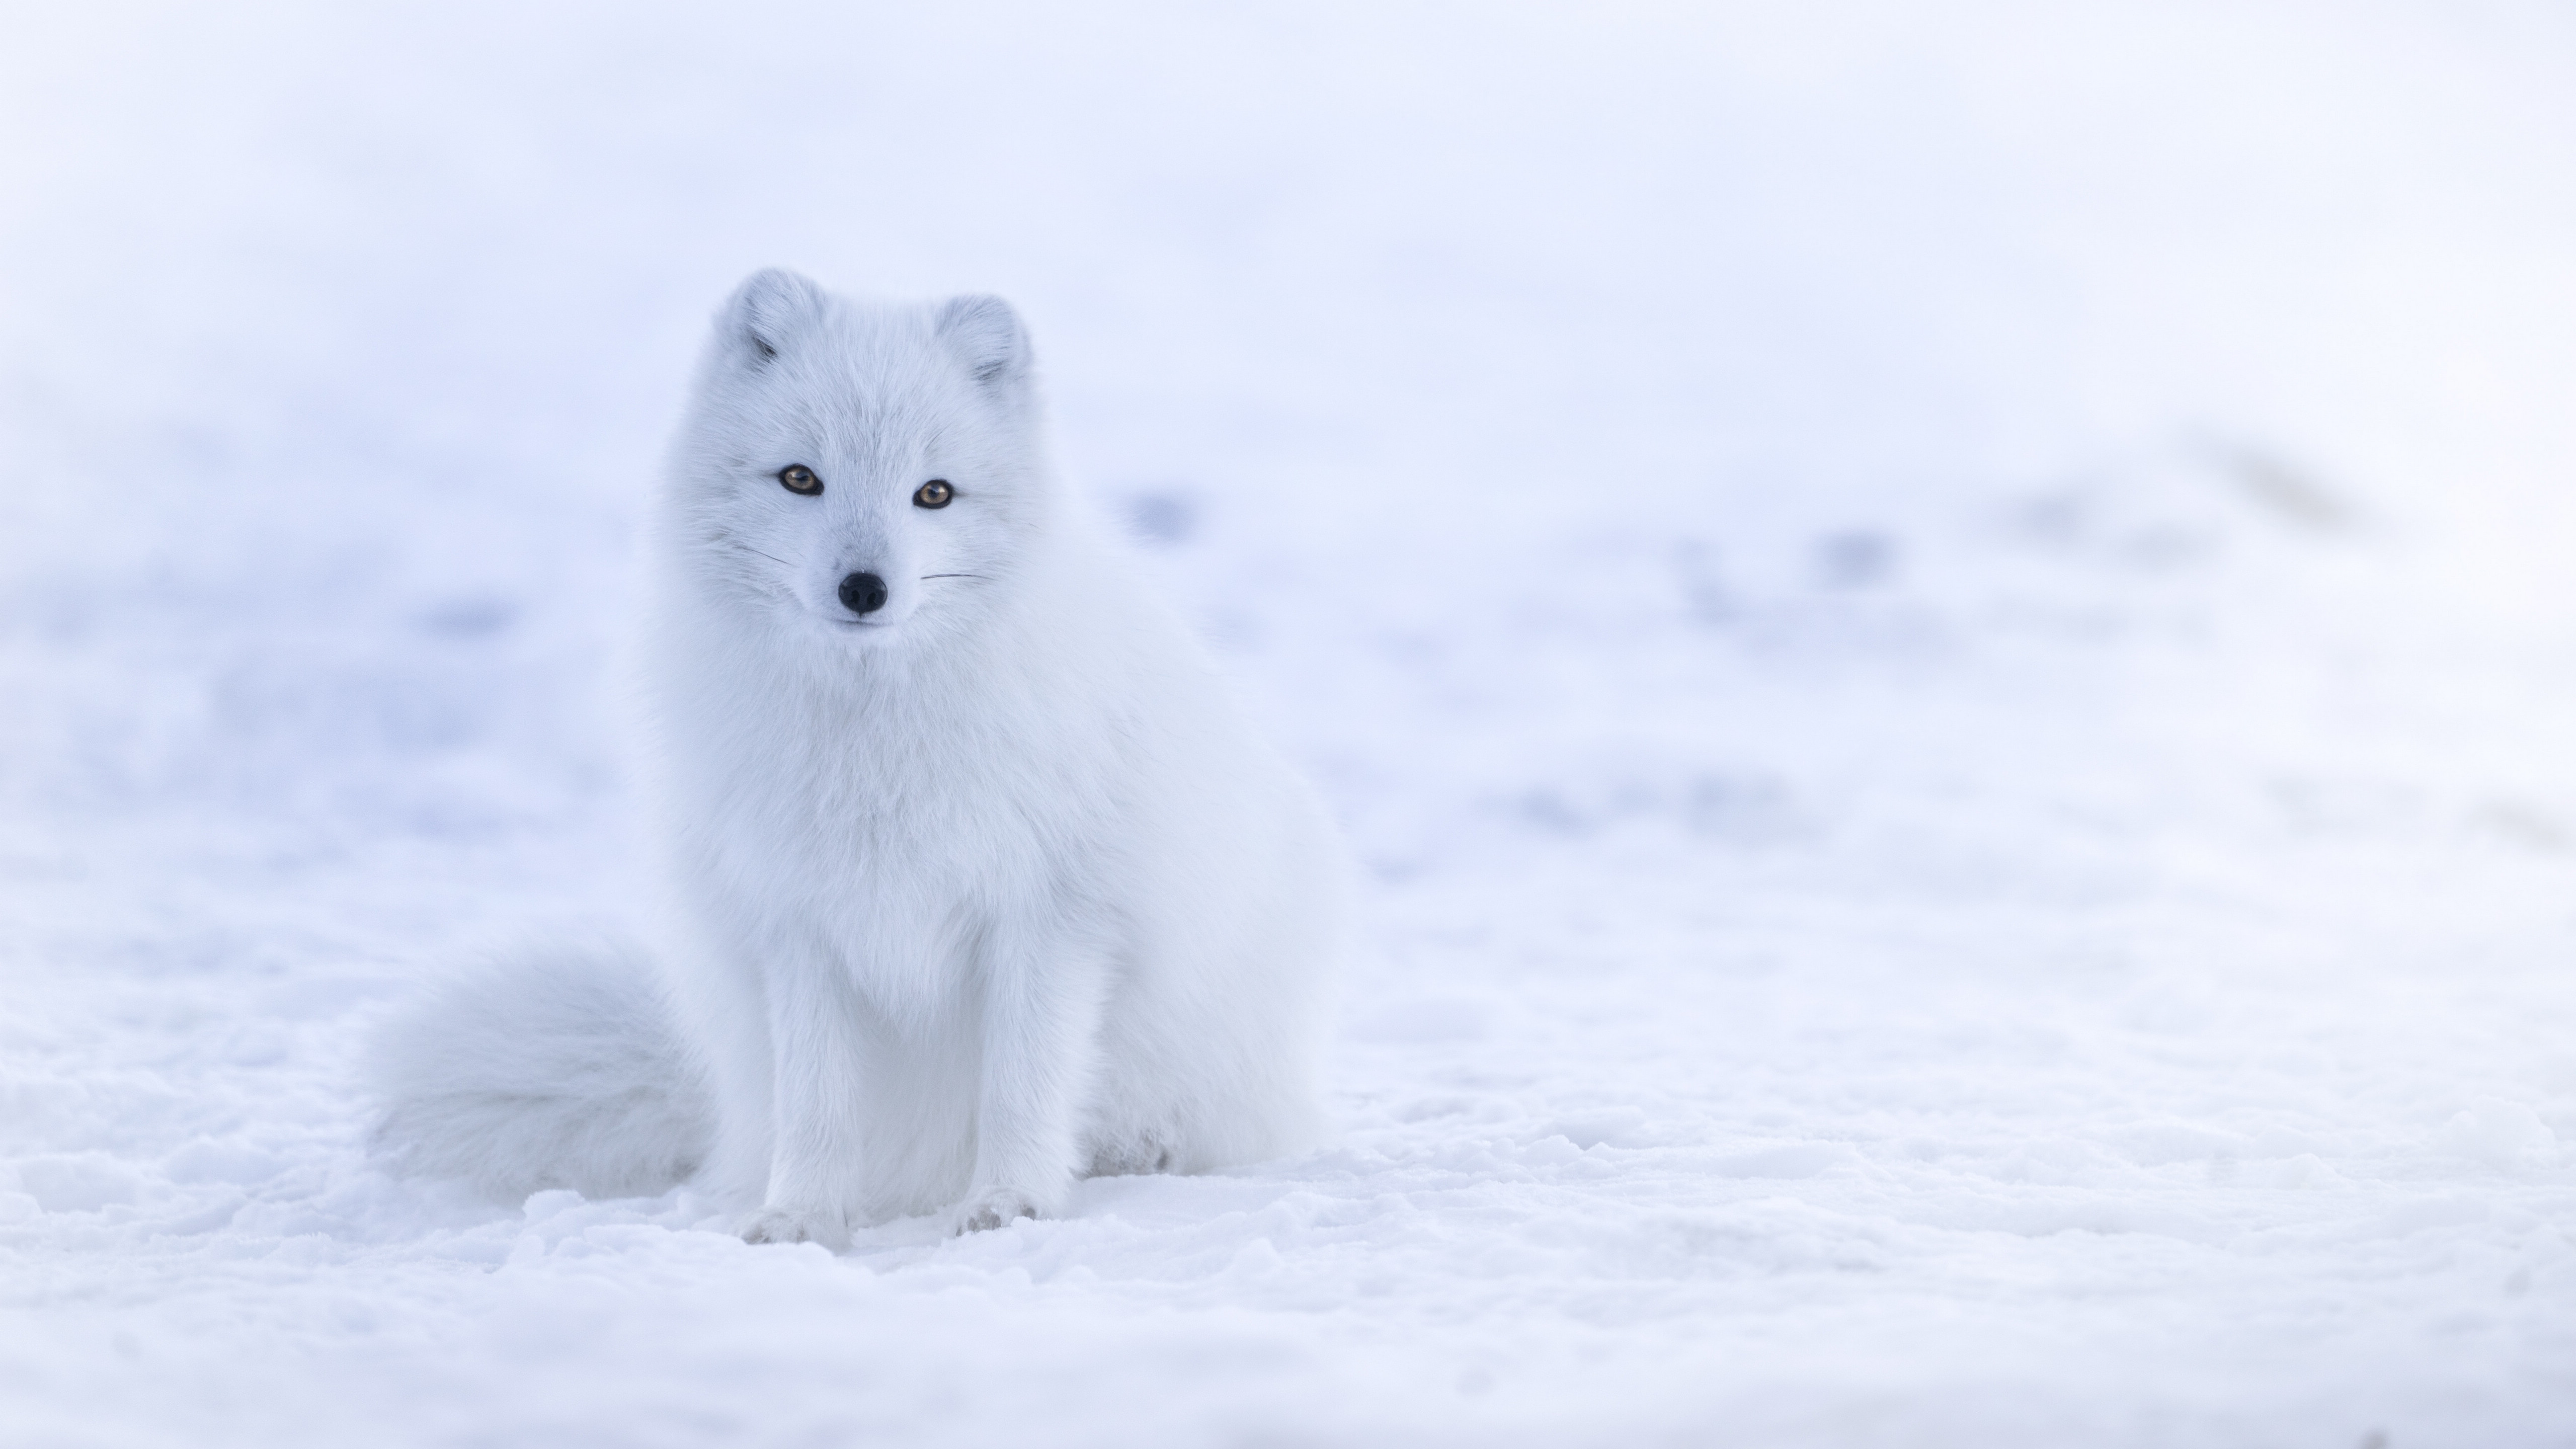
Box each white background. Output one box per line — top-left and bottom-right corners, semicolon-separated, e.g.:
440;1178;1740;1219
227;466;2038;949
4;4;2574;1444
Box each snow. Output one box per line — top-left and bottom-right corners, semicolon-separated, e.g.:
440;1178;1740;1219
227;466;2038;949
6;3;2576;1444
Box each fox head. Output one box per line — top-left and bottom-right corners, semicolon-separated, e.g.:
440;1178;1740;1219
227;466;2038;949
658;269;1049;645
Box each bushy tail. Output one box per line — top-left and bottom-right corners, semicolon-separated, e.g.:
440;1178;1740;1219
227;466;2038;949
369;940;713;1202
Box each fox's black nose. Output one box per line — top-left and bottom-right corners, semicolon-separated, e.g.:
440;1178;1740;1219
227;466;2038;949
838;572;889;616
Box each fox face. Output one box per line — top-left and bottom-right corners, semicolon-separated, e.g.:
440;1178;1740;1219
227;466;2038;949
663;270;1045;641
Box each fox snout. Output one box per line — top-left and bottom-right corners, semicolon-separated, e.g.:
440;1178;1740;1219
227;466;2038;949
837;572;889;616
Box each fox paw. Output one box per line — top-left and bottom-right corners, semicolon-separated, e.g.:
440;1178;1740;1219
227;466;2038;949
738;1205;850;1251
951;1188;1041;1236
1086;1141;1177;1177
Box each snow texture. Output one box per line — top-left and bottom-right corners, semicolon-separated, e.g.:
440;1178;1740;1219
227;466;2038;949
4;4;2574;1446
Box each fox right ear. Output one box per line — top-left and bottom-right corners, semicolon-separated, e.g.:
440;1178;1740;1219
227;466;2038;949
719;268;824;366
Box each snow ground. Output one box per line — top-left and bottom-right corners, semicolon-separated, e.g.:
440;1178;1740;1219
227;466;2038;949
4;3;2576;1445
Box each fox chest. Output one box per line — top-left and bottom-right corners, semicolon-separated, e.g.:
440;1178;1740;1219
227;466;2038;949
676;703;1110;966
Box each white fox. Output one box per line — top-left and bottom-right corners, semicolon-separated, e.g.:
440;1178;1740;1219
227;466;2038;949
373;270;1343;1244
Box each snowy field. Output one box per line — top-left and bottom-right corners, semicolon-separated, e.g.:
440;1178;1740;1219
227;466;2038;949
5;4;2576;1445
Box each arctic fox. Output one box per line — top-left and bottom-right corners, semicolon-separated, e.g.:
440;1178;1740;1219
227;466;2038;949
373;270;1343;1244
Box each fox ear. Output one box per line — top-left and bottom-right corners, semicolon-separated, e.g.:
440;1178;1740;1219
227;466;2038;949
934;294;1030;395
719;268;824;366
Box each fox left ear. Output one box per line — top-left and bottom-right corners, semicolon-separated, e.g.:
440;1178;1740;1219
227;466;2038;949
935;295;1031;397
720;268;824;369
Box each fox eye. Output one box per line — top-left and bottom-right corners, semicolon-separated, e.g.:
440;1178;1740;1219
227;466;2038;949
778;464;822;495
913;479;954;509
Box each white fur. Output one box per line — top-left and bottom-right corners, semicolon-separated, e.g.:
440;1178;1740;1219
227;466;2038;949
368;941;712;1201
372;271;1343;1244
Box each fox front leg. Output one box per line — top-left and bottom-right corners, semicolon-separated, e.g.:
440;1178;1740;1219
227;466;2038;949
953;930;1110;1235
739;955;876;1250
